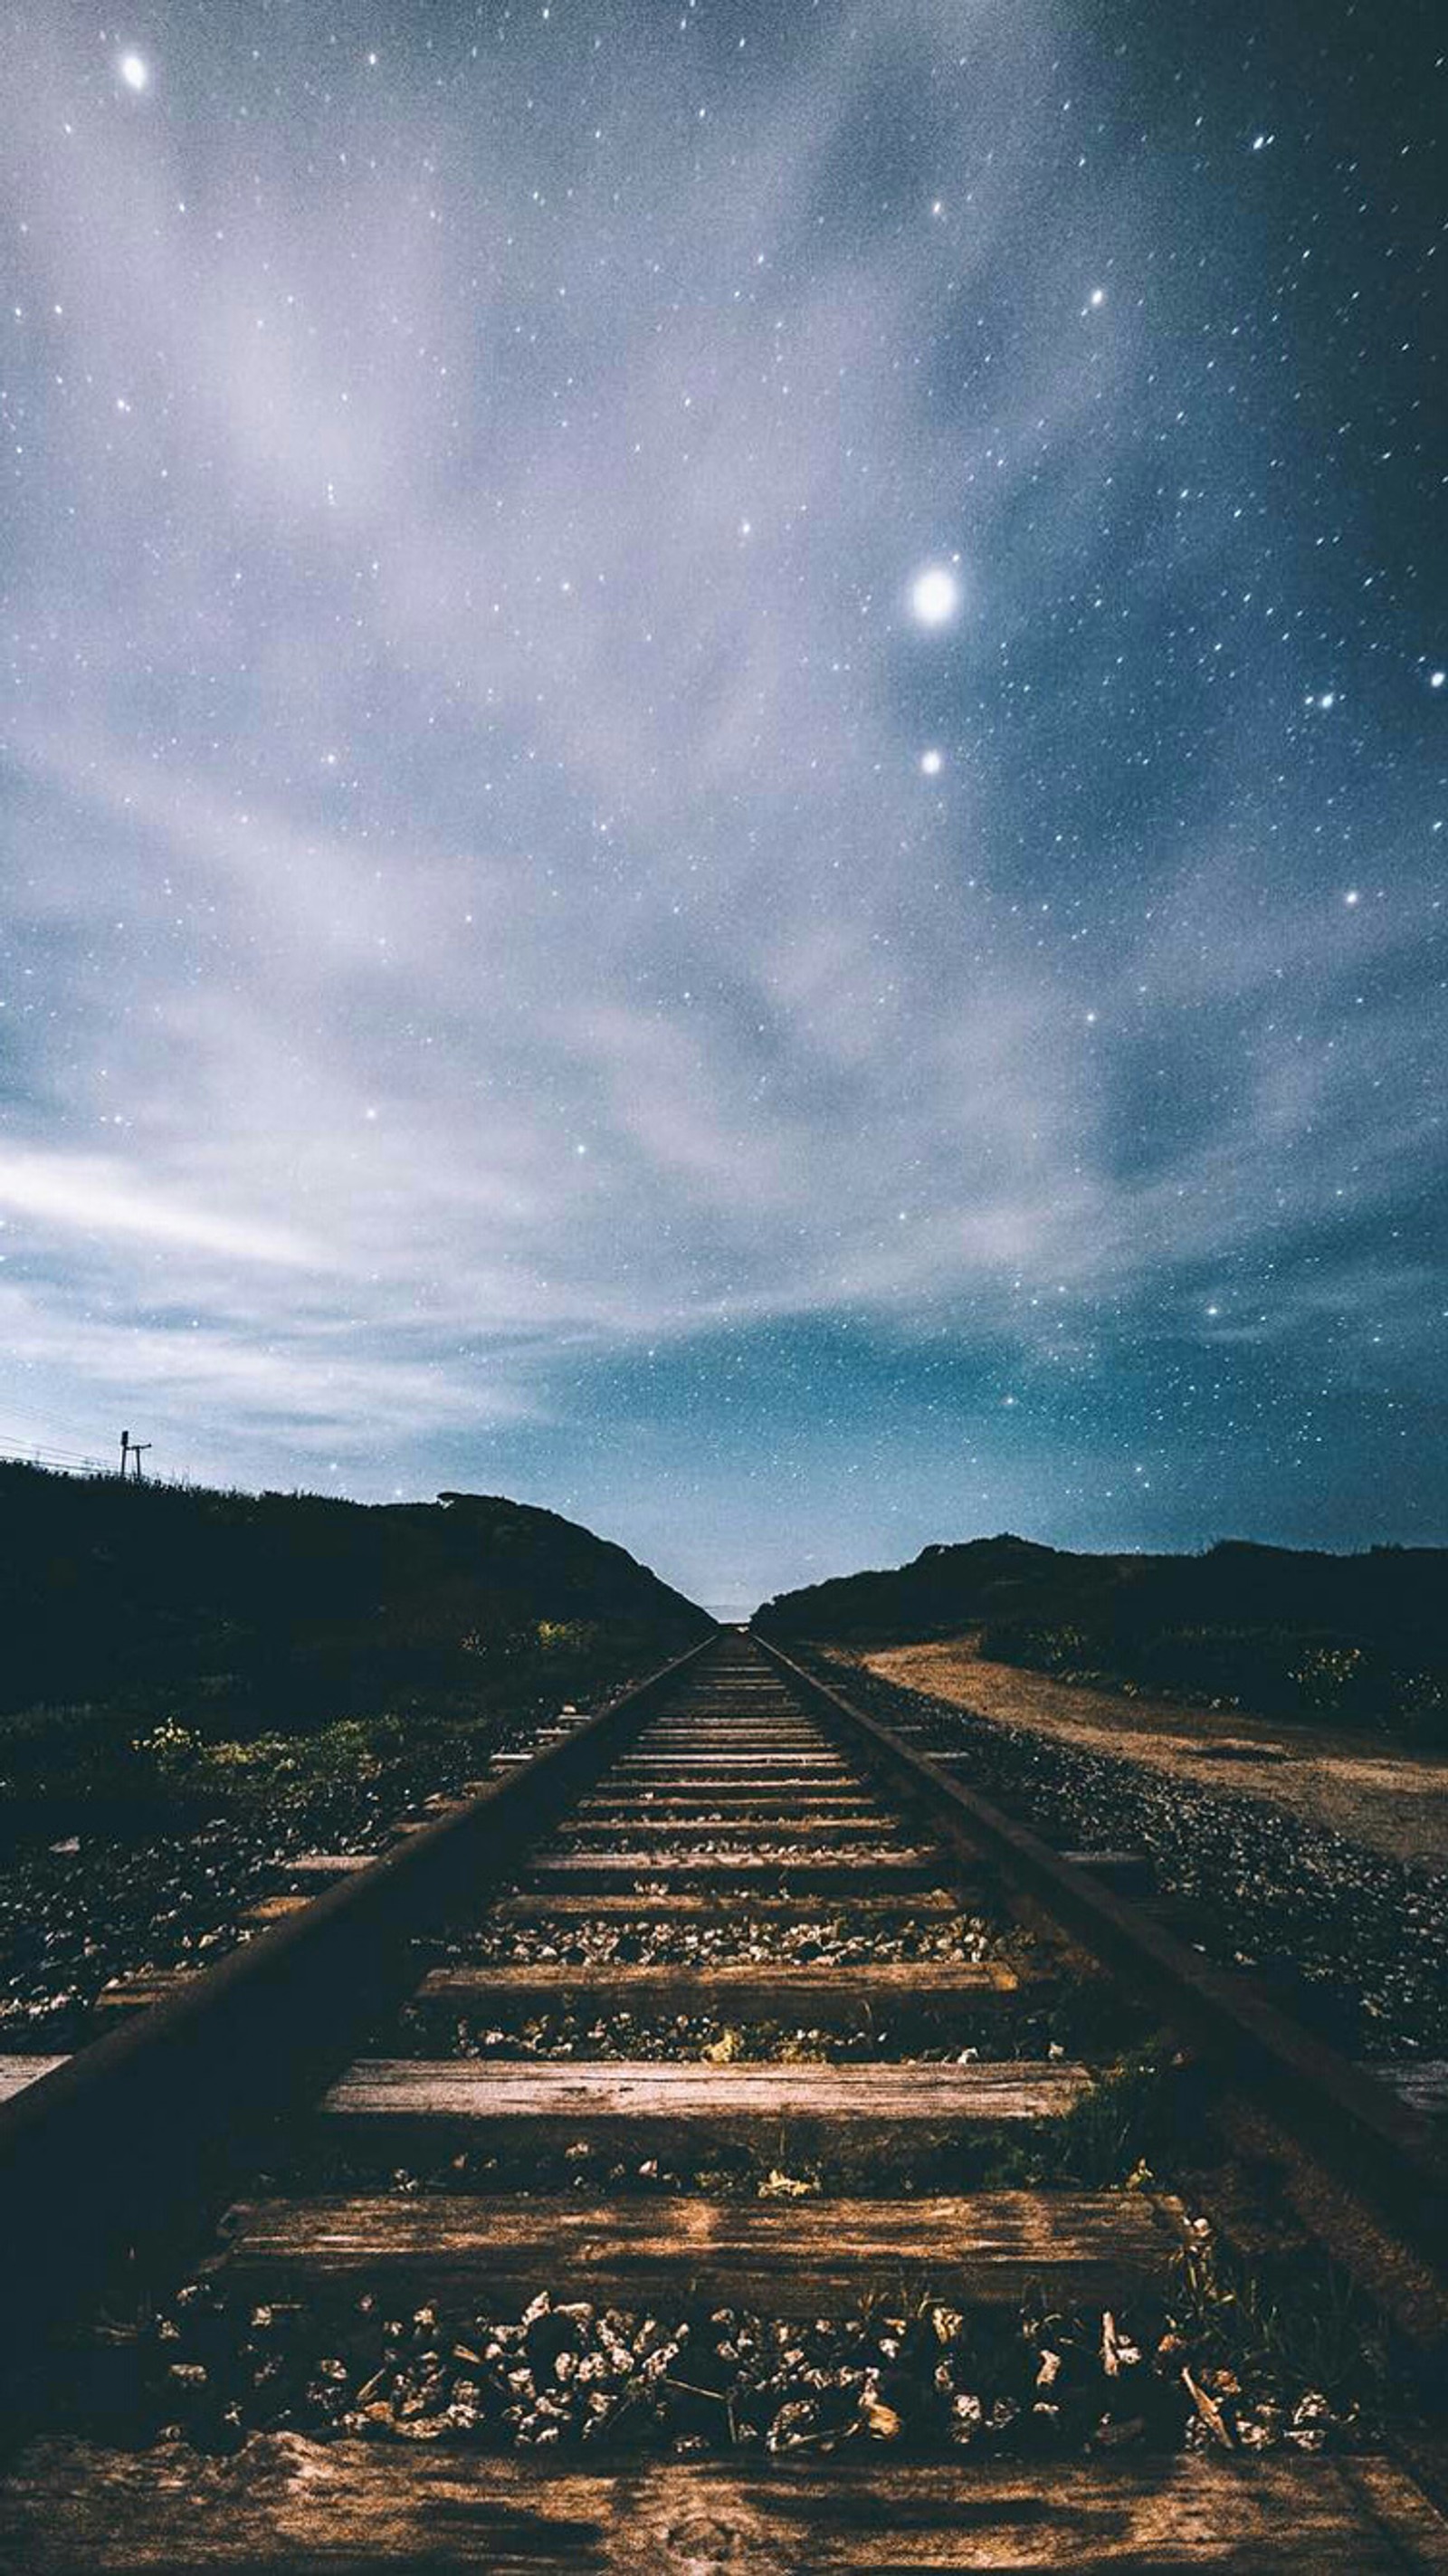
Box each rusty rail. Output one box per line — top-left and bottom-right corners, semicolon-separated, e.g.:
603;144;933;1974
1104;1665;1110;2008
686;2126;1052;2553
0;1632;716;2349
753;1632;1448;2285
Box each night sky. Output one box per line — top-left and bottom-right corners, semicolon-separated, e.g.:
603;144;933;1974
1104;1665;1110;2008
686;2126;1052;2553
1;5;1443;1614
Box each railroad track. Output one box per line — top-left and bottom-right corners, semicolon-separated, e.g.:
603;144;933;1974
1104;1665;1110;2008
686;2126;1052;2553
1;1627;1446;2569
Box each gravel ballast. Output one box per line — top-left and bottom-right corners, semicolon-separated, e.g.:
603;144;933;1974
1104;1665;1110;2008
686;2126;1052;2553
102;2271;1377;2465
0;1703;586;2048
816;1654;1448;2058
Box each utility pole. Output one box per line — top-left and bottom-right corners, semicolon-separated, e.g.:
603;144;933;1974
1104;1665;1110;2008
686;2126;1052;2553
119;1430;129;1478
119;1432;151;1482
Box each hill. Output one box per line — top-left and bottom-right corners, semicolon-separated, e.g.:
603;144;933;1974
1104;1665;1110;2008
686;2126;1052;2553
0;1465;710;1728
757;1534;1448;1740
757;1535;1110;1644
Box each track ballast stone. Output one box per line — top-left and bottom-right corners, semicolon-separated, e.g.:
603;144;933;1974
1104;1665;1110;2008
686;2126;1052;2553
822;1654;1448;2056
112;2276;1376;2465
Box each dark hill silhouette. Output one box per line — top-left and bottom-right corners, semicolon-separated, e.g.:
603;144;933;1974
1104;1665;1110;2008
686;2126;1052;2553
757;1534;1134;1642
0;1465;710;1725
757;1534;1448;1740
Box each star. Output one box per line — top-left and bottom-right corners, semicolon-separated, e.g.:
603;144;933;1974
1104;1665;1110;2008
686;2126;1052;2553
0;0;1438;1606
910;565;960;627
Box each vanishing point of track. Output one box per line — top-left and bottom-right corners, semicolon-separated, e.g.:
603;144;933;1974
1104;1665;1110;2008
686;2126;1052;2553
1;1629;1446;2568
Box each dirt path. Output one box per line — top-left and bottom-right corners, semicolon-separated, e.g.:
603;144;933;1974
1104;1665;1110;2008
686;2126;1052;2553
852;1635;1448;1874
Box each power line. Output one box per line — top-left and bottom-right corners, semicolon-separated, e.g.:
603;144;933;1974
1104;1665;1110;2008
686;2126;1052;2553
3;1448;106;1469
0;1446;110;1475
0;1424;104;1458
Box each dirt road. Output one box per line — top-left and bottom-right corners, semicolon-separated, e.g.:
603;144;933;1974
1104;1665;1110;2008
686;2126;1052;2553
854;1635;1448;1874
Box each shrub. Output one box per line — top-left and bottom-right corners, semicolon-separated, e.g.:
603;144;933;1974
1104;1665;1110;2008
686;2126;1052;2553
130;1718;204;1771
1397;1672;1448;1748
979;1621;1092;1674
980;1618;1448;1740
537;1617;598;1655
1288;1643;1368;1718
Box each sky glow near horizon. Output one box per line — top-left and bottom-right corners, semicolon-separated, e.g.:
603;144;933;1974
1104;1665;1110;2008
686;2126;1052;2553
0;4;1443;1614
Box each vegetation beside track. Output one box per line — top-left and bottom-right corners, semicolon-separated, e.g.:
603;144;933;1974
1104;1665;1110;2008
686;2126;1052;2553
0;1648;687;2050
0;1463;708;1830
758;1534;1448;1742
0;1463;710;2043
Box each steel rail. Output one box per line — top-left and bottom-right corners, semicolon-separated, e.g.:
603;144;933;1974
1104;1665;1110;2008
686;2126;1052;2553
0;1630;717;2352
753;1632;1448;2285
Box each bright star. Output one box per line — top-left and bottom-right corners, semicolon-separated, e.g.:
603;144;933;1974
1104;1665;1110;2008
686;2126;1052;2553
1088;286;1106;309
1344;889;1360;906
919;748;943;776
1432;670;1445;691
910;565;960;627
119;52;149;91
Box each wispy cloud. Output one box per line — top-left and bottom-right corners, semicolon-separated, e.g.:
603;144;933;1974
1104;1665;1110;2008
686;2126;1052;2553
0;2;1440;1579
0;1149;319;1268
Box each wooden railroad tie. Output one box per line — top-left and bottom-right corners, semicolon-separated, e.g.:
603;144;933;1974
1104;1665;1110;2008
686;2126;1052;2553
6;1627;1448;2571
